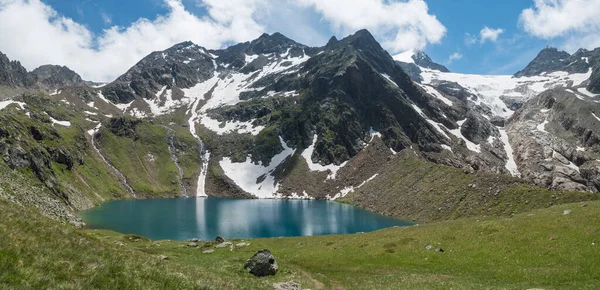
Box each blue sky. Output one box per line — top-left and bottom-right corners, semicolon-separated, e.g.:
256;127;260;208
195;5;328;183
1;0;599;81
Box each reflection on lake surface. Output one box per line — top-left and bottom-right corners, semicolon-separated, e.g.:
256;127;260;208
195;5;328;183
81;198;412;240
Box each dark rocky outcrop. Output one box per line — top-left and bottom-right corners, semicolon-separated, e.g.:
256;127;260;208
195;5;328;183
0;51;28;87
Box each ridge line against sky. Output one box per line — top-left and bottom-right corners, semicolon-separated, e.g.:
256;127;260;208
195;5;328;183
0;0;599;82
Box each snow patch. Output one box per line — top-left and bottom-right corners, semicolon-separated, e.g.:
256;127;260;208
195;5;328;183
200;115;265;136
330;174;379;200
302;134;348;180
420;69;593;118
448;119;481;153
369;127;382;142
220;136;295;198
393;50;415;64
411;104;450;139
417;83;453;106
0;100;26;111
592;113;600;122
381;73;399;88
441;145;453;152
49;116;71;127
578;87;599;98
536;119;549;133
498;128;521;177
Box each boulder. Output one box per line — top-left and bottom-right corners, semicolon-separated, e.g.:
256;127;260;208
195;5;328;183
215;236;225;243
244;249;278;277
215;242;232;248
187;242;199;248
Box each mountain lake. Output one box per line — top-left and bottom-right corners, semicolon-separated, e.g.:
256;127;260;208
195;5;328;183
81;198;413;240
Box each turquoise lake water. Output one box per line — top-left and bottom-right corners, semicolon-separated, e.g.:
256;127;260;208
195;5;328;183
81;198;412;241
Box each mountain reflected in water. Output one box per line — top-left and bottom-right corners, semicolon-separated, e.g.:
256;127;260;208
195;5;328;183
82;198;412;241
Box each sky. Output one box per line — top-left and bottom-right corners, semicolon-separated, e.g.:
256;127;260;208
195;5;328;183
0;0;599;82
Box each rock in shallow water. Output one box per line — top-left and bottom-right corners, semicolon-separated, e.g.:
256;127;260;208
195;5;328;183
244;249;278;277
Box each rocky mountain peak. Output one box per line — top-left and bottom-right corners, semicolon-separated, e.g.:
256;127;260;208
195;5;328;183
247;32;304;55
28;65;84;89
339;29;381;50
326;36;339;47
0;51;28;87
411;50;450;72
0;51;85;90
514;46;571;77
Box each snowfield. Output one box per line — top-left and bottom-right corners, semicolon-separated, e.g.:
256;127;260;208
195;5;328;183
220;136;296;198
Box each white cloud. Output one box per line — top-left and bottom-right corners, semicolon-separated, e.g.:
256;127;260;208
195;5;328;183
480;26;504;43
519;0;600;51
295;0;446;52
101;12;112;25
0;0;266;82
446;52;462;64
0;0;446;82
464;33;478;46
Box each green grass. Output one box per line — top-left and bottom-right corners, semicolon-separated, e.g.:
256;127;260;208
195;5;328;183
342;151;598;222
97;121;194;197
2;197;599;289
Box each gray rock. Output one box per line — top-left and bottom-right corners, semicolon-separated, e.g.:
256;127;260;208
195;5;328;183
425;245;433;251
187;242;199;248
159;255;169;261
273;282;302;290
244;249;278;277
236;242;250;247
490;116;506;127
202;249;215;254
215;236;225;243
188;238;200;243
215;242;232;248
114;241;124;247
435;247;445;253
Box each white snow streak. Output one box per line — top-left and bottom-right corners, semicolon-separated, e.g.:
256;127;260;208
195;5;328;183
302;134;347;180
498;128;521;177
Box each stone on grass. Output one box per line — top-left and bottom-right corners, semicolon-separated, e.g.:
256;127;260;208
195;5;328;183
188;238;200;243
563;209;572;215
244;249;278;277
236;242;250;247
216;236;225;243
159;255;169;261
188;242;199;248
273;282;302;290
203;249;215;254
215;242;232;248
425;245;433;251
435;247;445;253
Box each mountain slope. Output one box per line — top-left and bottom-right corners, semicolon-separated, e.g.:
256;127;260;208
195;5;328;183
1;29;600;223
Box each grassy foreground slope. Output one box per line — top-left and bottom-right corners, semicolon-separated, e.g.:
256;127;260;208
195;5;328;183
2;196;600;289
